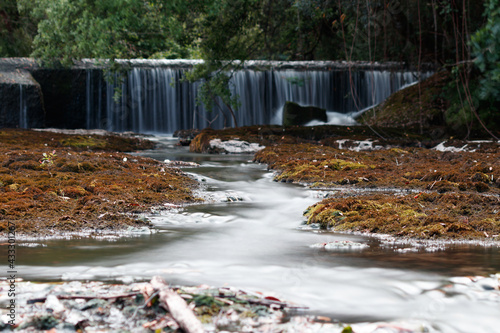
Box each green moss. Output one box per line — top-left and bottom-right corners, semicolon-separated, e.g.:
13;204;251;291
321;159;368;170
358;71;449;132
303;193;500;240
60;136;107;149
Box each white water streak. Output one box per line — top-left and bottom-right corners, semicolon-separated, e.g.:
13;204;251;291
86;68;431;132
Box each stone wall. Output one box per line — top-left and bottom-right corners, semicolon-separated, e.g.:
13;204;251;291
0;68;45;128
0;58;88;129
0;58;431;131
31;68;87;129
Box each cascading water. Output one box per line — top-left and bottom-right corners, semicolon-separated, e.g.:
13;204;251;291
85;63;430;133
19;84;28;129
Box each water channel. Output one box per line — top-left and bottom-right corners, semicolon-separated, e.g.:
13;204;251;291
17;136;500;332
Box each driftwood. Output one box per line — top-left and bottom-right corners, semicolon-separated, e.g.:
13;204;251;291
150;276;204;333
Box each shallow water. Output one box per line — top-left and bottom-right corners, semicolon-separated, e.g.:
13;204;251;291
15;136;500;332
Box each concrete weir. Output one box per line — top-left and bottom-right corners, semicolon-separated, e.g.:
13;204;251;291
0;58;432;132
0;59;45;128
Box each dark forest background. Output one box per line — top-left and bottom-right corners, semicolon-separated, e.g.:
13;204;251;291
1;0;499;136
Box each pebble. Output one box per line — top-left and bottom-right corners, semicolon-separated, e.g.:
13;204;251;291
309;240;369;250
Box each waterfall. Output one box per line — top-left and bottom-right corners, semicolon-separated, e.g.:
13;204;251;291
19;84;28;129
85;65;430;134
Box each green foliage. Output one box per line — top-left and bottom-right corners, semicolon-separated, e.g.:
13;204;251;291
2;0;489;65
18;0;202;65
284;76;310;87
439;65;499;136
183;60;241;126
191;294;225;307
471;0;500;101
182;0;263;126
0;0;34;56
341;326;353;333
39;150;57;167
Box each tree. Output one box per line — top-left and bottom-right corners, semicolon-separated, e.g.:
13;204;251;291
182;0;342;125
18;0;203;65
471;0;500;102
182;0;262;127
0;0;34;56
11;0;497;133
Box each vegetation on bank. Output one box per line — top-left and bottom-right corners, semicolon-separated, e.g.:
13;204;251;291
252;139;499;240
304;192;500;240
188;124;434;154
183;123;500;240
359;70;500;138
0;129;200;236
254;142;499;193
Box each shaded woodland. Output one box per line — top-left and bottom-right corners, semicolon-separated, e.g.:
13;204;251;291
1;0;499;136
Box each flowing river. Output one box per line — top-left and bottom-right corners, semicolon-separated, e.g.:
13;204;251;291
16;136;500;332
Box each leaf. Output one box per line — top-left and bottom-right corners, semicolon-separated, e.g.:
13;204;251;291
264;296;281;302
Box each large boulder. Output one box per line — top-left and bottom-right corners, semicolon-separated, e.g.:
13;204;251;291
282;101;327;126
0;69;45;128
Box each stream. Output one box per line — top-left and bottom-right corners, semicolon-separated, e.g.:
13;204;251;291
16;136;500;332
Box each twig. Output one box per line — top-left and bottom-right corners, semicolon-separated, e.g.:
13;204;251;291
130;291;160;320
215;293;308;310
428;177;441;190
27;292;141;304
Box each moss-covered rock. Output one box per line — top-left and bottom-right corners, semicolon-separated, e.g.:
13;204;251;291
358;71;449;134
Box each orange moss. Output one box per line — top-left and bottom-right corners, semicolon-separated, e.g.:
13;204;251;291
254;143;500;194
189;125;431;153
0;129;199;236
304;192;500;240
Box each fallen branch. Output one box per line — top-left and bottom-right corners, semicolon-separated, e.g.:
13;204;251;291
215;293;308;310
150;276;204;333
27;292;141;304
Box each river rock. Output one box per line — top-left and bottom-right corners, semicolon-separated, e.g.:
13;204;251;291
282;101;327;126
208;138;265;154
310;240;369;251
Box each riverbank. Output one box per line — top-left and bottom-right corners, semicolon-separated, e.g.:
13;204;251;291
187;126;500;241
259;143;499;240
1;126;500;332
0;129;201;238
3;126;498;240
3;273;499;332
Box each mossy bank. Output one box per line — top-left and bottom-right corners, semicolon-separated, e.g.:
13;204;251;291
254;140;499;240
0;129;200;237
